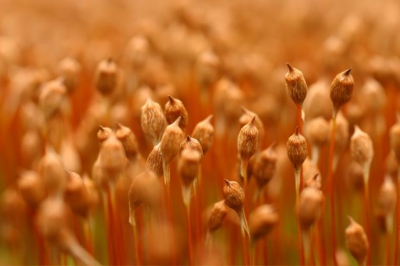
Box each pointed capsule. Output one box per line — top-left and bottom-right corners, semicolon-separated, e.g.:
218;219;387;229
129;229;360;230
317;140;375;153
141;98;167;145
178;148;202;187
345;216;369;265
99;134;127;184
57;57;81;94
350;126;374;171
164;96;189;131
285;63;308;105
94;58;119;95
330;69;354;112
207;200;228;233
237;116;259;161
287;127;308;170
304;117;330;148
239;107;265;143
160;117;185;164
192;115;214;154
97;125;112;144
250;143;277;189
297;187;324;231
115;122;140;160
39;78;67;119
249;205;278;241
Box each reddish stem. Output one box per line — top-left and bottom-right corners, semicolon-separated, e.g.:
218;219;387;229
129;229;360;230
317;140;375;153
328;113;338;266
364;181;371;265
185;205;194;265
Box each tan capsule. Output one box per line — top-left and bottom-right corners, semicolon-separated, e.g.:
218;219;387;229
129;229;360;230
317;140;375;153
17;170;46;208
21;129;43;167
304;116;330;148
57;57;81;94
99;134;127;184
146;143;163;178
223;179;249;237
192;115;214;154
287;127;308;170
285;63;308;105
207;200;228;233
303;78;333;121
330;69;354;112
94;58;119;95
250;143;277;189
297;187;324;231
177;148;202;187
39;78;67;119
164;96;189;131
64;172;92;218
141;97;167;145
39;147;67;198
334;112;350;156
160;117;185;164
239;107;265;143
128;170;162;225
345;216;369;265
249;205;278;241
389;121;400;162
346;160;364;192
350;126;374;170
180;135;203;156
97;125;112;144
237;116;259;161
378;176;397;216
115;123;140;160
223;180;244;212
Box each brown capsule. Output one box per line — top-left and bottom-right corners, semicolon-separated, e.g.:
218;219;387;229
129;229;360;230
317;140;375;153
99;134;127;184
287;127;308;170
285;63;308;105
57;57;81;94
223;179;245;211
385;150;398;178
303;78;333;121
330;69;354;112
178;148;202;187
207;200;228;233
94;58;119;96
60;139;81;173
250;143;277;189
146;143;164;178
115;123;140;160
389;121;400;163
97;125;112;144
346;160;364;192
141;98;167;145
39;147;67;198
64;172;92;218
128;170;162;225
239;107;265;143
378;176;397;216
345;216;369;265
334;112;350;157
304;116;330;148
350;126;374;170
192;115;214;154
237;116;259;161
180;135;203;156
223;179;249;237
160;117;185;164
17;170;46;208
297;187;324;231
164;96;189;131
249;205;278;241
39;78;67;119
